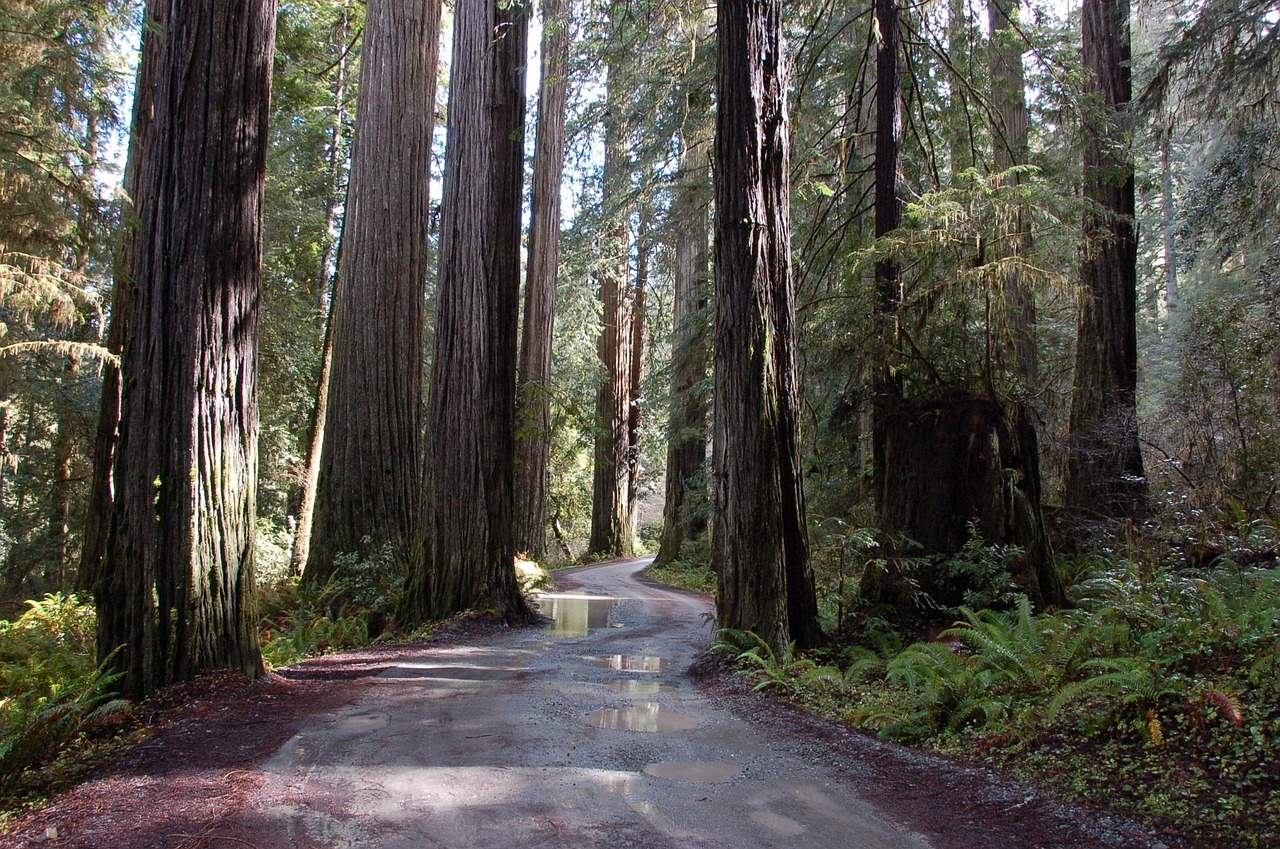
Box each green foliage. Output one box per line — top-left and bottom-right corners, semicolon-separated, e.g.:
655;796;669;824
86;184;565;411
258;540;400;668
710;628;844;698
645;532;713;594
0;594;128;794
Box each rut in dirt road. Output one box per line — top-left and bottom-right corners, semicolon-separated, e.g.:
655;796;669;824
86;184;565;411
245;557;931;848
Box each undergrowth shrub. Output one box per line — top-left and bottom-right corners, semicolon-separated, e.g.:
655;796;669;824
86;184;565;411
0;595;128;795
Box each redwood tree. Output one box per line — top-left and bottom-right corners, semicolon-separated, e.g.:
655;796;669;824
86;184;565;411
400;0;535;624
96;0;276;695
713;0;819;653
1064;0;1146;516
303;0;440;584
514;0;572;559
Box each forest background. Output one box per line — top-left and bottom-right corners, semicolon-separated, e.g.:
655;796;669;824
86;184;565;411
0;0;1277;844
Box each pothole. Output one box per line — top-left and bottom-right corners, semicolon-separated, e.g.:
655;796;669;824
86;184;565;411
604;679;676;695
643;761;742;783
536;593;618;637
586;654;666;672
583;702;698;732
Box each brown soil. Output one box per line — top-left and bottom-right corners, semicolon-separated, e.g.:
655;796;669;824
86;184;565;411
2;609;1182;849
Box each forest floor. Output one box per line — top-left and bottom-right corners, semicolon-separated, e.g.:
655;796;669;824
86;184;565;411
2;558;1184;849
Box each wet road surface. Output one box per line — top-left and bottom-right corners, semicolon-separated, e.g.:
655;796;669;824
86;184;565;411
250;557;933;848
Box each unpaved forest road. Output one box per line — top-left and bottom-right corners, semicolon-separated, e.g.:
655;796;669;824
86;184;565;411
7;557;1176;849
251;557;929;848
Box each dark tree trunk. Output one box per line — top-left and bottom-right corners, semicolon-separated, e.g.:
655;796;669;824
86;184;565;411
655;102;711;568
872;0;904;507
78;0;163;596
45;378;76;591
304;0;439;584
988;0;1037;391
97;0;276;695
588;83;635;558
400;0;535;625
713;0;820;654
514;0;571;560
1064;0;1146;517
861;394;1066;615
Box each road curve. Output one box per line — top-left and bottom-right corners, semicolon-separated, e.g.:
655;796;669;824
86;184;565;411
249;557;933;848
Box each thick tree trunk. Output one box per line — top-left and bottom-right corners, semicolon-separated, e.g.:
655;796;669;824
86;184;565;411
861;394;1066;615
514;0;571;560
872;0;904;508
1064;0;1146;517
400;0;535;625
988;0;1037;391
588;82;635;558
304;0;439;584
97;0;276;695
713;0;819;654
654;105;711;568
78;0;163;596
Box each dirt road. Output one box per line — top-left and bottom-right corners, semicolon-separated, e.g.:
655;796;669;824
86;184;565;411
248;556;930;848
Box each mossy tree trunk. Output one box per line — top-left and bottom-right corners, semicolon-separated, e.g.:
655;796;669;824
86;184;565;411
97;0;276;695
713;0;820;654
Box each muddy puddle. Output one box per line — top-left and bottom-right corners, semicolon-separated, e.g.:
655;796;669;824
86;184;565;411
587;654;666;672
643;761;741;783
603;679;676;695
536;593;617;637
583;702;698;732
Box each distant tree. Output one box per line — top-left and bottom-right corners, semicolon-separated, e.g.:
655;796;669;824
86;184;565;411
400;0;535;624
713;0;820;653
96;0;276;695
1064;0;1145;517
303;0;439;584
588;62;636;558
515;0;572;560
655;78;711;568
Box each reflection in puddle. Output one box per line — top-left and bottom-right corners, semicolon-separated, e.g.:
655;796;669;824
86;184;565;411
587;654;665;672
583;702;698;732
604;679;675;695
378;665;521;680
537;594;617;637
600;773;641;794
750;810;805;837
643;761;742;783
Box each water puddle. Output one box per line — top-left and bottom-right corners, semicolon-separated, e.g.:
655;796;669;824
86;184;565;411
751;810;805;837
536;593;617;637
583;702;698;732
604;679;676;695
643;761;741;783
587;654;666;672
378;665;521;681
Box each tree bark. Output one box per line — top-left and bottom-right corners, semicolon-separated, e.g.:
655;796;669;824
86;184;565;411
514;0;571;560
988;0;1037;391
400;0;535;625
1064;0;1146;517
654;101;711;568
625;204;650;533
588;76;635;558
713;0;820;654
872;0;904;508
97;0;276;695
303;0;439;584
78;0;163;596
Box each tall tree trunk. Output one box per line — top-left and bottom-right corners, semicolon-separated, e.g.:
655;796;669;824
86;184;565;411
988;0;1037;391
1064;0;1146;517
303;0;439;584
588;75;635;558
654;102;711;568
400;0;536;625
1161;135;1178;309
713;0;819;654
97;0;276;695
78;0;163;596
45;364;77;592
514;0;571;560
872;0;904;508
625;204;650;533
291;16;353;576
